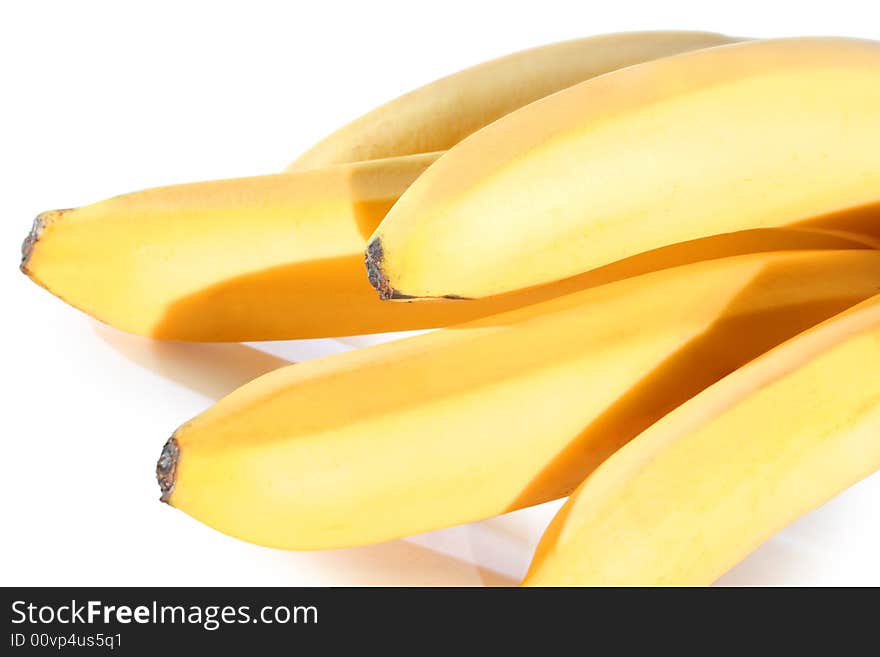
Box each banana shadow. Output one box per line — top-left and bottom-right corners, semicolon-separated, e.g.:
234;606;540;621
790;200;880;246
714;536;824;586
353;198;397;240
509;254;880;559
93;324;290;399
298;538;516;587
151;226;872;342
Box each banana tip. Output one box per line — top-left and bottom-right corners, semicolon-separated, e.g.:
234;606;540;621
20;214;47;272
156;436;179;503
21;210;70;273
365;238;412;300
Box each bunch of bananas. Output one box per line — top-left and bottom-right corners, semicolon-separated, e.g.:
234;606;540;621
22;32;880;586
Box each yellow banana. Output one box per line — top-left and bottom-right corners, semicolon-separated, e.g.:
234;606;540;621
368;37;880;300
158;250;880;549
287;31;740;170
22;152;865;341
23;154;439;341
523;294;880;587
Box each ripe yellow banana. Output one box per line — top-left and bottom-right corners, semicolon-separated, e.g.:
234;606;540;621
158;250;880;549
368;37;880;300
22;153;866;341
287;31;740;170
523;295;880;587
21;153;437;341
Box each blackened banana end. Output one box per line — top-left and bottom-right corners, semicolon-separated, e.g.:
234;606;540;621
156;436;179;503
20;214;46;272
365;238;413;300
21;210;70;274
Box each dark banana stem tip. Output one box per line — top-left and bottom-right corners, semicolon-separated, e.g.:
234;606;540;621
20;214;46;272
156;436;179;503
365;238;413;300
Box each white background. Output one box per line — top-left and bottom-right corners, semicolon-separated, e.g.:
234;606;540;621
3;0;880;586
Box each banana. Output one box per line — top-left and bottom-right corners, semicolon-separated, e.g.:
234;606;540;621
22;155;867;342
157;250;880;550
286;31;740;170
22;153;442;341
523;295;880;587
367;37;880;300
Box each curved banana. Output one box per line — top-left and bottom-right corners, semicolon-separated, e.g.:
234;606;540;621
287;31;740;170
523;294;880;586
158;250;880;549
22;151;865;341
368;37;880;300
